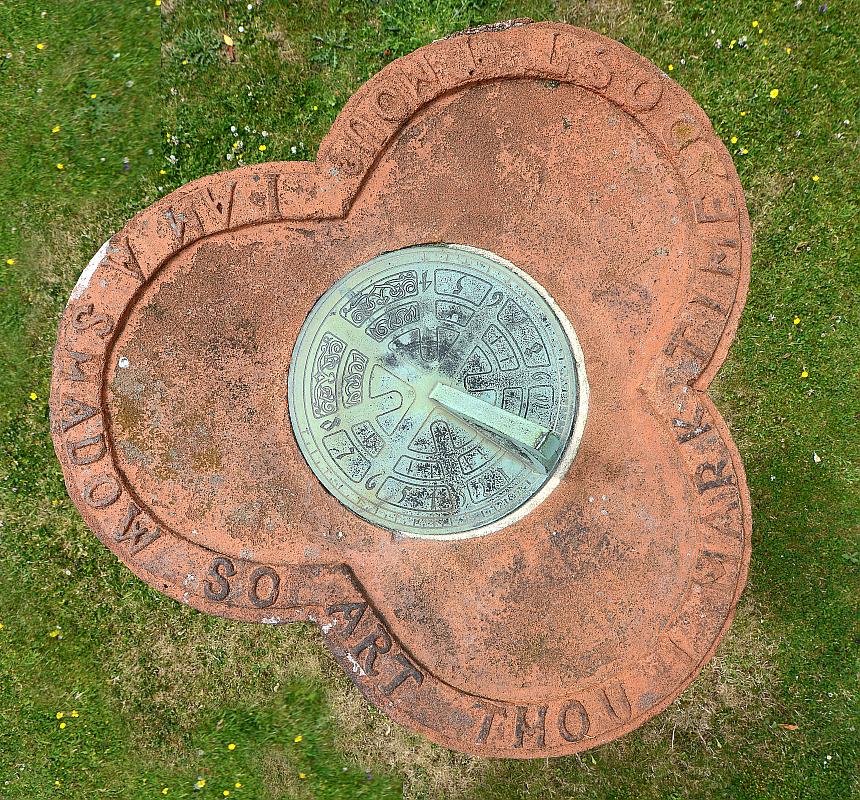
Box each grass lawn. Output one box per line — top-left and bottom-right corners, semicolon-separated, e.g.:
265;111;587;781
0;0;857;798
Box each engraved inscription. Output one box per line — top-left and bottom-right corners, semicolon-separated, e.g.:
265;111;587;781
325;603;424;696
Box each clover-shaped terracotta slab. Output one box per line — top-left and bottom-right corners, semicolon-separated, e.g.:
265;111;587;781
50;21;751;757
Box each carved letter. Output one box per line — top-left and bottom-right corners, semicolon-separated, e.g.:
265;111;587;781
513;705;547;749
266;174;281;220
325;602;367;639
695;194;737;224
59;397;98;433
398;54;439;101
558;699;590;742
114;501;162;554
599;682;632;722
625;76;663;111
700;240;739;277
204;557;236;601
664;323;708;361
164;208;189;245
372;87;409;122
65;350;94;382
672;403;713;443
349;625;391;676
104;237;145;283
81;474;121;509
72;303;115;339
474;702;506;745
193;182;237;234
695;460;735;493
66;432;106;466
381;654;424;696
346;114;386;155
691;292;729;317
248;565;280;608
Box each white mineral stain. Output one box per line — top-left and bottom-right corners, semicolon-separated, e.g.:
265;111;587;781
118;356;129;369
70;239;110;301
261;616;282;625
346;653;367;677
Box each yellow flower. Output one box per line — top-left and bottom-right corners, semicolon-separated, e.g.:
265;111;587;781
223;34;234;46
90;93;97;99
159;169;166;174
182;59;188;65
70;710;79;717
801;370;809;378
668;64;674;71
769;88;779;99
49;629;60;637
312;105;318;111
752;20;759;27
56;163;64;170
786;47;792;54
298;773;307;780
740;110;747;117
0;623;4;630
227;743;236;750
258;144;266;151
729;39;737;49
52;124;60;133
234;783;242;789
59;722;66;729
29;392;38;400
155;0;161;5
730;136;738;144
293;735;303;743
740;148;748;155
223;792;230;797
162;789;169;796
5;258;14;265
37;42;46;50
195;780;206;789
763;39;768;45
812;175;820;182
56;712;64;719
793;317;800;325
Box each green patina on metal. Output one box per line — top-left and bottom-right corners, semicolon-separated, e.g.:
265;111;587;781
288;244;587;538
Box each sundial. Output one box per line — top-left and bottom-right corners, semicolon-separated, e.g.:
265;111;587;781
288;244;587;537
50;21;751;757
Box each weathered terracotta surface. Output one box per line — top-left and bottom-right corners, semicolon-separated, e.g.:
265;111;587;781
50;21;751;757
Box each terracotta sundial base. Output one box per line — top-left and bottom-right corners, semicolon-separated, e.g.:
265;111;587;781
50;21;751;757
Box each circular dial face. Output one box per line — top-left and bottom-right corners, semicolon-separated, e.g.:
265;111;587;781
288;244;586;537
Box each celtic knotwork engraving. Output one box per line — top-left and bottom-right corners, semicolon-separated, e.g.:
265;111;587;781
342;349;368;408
366;303;420;341
340;270;419;326
311;332;346;418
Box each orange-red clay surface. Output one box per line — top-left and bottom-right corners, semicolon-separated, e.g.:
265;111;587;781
50;21;751;757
